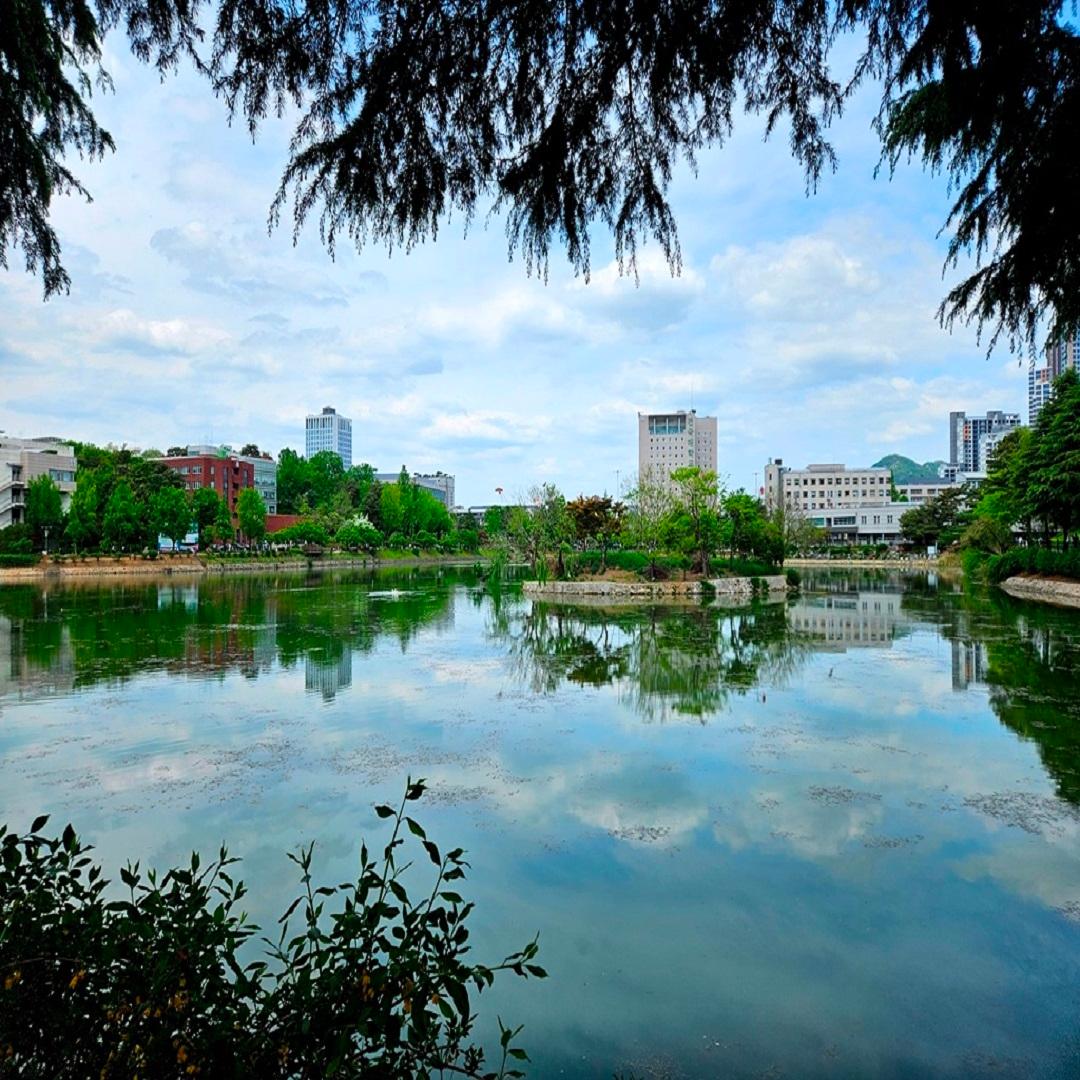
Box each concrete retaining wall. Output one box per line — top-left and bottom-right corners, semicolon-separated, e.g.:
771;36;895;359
523;575;788;601
999;575;1080;609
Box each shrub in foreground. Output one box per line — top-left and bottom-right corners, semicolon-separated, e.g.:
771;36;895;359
986;547;1080;584
0;780;542;1078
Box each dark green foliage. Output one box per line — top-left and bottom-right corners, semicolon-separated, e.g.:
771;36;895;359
0;554;41;567
270;521;330;547
0;782;541;1077
986;547;1080;584
101;480;143;552
152;485;192;548
334;520;382;552
0;525;33;556
900;486;974;551
236;487;266;544
24;476;64;550
6;0;1080;350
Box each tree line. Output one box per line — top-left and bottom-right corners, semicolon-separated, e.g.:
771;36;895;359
898;368;1080;570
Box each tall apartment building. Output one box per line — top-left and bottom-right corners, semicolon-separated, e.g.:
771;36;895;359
948;410;1020;473
637;410;717;484
0;437;78;529
305;406;352;467
157;451;255;523
762;460;892;514
1028;332;1080;424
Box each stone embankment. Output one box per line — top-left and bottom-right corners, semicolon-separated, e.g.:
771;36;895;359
0;554;485;583
523;576;788;601
999;575;1080;609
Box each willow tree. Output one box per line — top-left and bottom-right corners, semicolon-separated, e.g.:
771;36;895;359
4;1;1080;350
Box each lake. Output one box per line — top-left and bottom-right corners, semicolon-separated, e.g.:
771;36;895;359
2;567;1080;1077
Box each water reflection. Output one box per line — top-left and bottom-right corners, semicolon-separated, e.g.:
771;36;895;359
0;569;464;701
4;568;1080;1076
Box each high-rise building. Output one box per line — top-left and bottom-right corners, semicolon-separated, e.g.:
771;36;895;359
637;410;717;485
948;410;1020;473
305;406;352;467
1028;332;1080;424
0;437;78;530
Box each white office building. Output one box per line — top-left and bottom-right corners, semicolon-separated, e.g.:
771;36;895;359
0;437;78;530
305;406;352;467
762;460;892;514
375;471;456;509
637;410;717;485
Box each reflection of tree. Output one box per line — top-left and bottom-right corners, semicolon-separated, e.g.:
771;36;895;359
495;598;810;722
897;574;1080;807
0;568;467;701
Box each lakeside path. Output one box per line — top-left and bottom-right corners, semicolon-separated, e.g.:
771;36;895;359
0;554;490;583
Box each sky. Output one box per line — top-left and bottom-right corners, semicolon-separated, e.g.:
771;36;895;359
0;34;1028;506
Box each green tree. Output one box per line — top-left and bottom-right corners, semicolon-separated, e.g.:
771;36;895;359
483;506;506;539
212;499;235;545
566;495;624;570
240;443;261;457
192;487;225;549
63;476;99;553
151;486;192;550
24;476;64;552
236;488;267;545
276;449;311;514
309;451;346;509
900;487;973;551
669;468;723;573
1029;368;1080;548
9;1;1080;354
101;481;142;552
624;472;674;579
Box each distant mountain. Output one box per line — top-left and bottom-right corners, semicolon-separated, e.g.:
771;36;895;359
872;454;947;484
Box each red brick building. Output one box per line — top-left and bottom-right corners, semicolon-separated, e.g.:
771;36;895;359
158;453;255;521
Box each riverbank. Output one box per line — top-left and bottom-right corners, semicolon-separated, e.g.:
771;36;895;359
523;575;789;602
0;553;489;583
999;575;1080;609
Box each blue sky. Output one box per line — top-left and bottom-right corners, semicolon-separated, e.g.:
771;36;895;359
0;35;1027;506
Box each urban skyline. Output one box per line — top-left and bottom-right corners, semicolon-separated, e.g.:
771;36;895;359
0;29;1032;508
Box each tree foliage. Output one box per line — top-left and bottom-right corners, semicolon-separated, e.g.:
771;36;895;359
24;476;63;550
0;782;543;1078
152;485;192;548
5;0;1080;350
236;487;267;544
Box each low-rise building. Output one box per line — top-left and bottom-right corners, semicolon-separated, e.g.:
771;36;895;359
375;471;456;509
763;460;892;514
894;482;956;505
804;503;911;544
0;437;78;529
156;450;255;522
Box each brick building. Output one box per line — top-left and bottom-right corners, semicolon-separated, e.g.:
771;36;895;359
157;452;255;521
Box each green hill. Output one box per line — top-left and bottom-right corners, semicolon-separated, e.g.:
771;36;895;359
872;454;947;484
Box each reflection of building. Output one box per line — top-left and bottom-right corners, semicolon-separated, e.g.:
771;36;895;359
787;592;905;650
0;437;78;529
951;639;987;690
0;614;76;699
306;406;352;467
305;648;353;701
638;410;717;485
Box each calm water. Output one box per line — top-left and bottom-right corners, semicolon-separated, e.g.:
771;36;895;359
3;568;1080;1077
